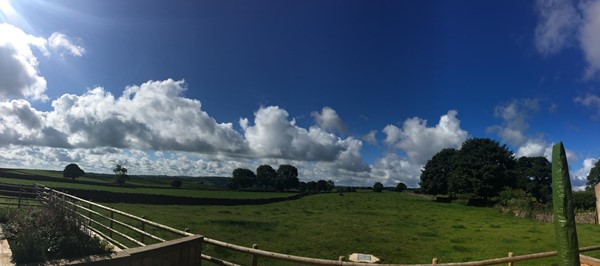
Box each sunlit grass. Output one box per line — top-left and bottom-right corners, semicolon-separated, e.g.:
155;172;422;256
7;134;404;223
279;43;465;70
105;192;600;265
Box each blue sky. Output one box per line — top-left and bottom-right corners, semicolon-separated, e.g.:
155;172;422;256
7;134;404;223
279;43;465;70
1;0;600;188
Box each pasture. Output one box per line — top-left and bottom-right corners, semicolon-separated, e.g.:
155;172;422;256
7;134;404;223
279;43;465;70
0;168;291;199
3;168;600;265
106;192;600;265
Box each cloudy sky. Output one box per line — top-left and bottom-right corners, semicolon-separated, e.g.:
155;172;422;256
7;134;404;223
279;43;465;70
1;0;600;188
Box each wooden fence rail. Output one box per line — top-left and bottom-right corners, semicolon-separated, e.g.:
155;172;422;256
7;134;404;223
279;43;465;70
1;183;600;265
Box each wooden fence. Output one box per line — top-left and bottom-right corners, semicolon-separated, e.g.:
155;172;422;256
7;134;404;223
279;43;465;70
1;184;600;265
0;183;42;208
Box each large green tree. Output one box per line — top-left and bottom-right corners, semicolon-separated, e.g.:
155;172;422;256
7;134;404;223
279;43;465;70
232;168;256;190
419;148;457;195
63;163;85;180
586;159;600;188
516;156;552;203
448;138;516;199
256;165;276;190
276;164;299;191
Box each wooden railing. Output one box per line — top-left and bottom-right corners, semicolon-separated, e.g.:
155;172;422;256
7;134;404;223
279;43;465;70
0;183;42;208
1;184;600;265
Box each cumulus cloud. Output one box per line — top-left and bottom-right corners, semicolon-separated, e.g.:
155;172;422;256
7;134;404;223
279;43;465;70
534;0;600;79
383;110;468;164
0;79;371;183
242;106;365;166
362;130;377;145
486;98;570;161
580;0;600;79
48;32;85;57
47;79;246;153
370;153;423;187
487;99;540;147
534;0;581;55
371;110;469;187
572;157;597;190
0;24;48;101
0;23;85;101
311;107;347;134
516;139;549;158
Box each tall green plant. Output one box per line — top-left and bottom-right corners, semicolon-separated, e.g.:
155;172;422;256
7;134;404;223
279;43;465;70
552;142;579;265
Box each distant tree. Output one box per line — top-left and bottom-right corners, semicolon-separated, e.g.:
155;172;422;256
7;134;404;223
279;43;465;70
326;180;335;192
373;182;384;192
586;159;600;188
298;181;307;192
256;165;276;190
276;165;299;191
63;163;85;181
448;138;516;199
316;180;328;192
232;168;256;190
113;164;128;186
171;179;182;188
419;148;457;195
516;156;552;203
306;181;317;192
395;182;408;192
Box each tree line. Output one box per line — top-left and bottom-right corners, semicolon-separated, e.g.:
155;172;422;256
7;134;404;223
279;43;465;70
419;138;552;203
230;164;300;191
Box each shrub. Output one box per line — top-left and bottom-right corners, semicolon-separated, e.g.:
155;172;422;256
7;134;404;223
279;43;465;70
395;183;408;192
3;196;112;264
171;179;182;188
373;182;384;192
572;190;596;210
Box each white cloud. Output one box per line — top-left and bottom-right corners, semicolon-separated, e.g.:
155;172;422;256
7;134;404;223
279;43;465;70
534;0;581;55
580;0;600;79
362;130;377;145
487;99;540;147
0;23;48;101
372;110;469;187
383;110;468;164
534;0;600;79
370;153;422;187
48;32;85;57
0;23;85;101
575;93;600;118
311;107;347;134
0;80;372;184
572;157;597;190
243;106;353;161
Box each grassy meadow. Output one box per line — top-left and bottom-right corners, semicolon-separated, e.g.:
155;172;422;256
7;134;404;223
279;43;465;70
0;168;291;199
3;169;600;265
106;191;600;266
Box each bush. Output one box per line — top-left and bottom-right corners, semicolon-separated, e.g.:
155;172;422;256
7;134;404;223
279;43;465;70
3;196;112;264
171;179;182;188
395;183;408;192
572;190;596;210
373;182;384;193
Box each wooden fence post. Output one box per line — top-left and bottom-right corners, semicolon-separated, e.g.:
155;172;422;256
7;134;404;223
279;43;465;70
199;236;203;266
252;243;259;266
109;211;114;238
88;202;93;225
17;185;22;208
141;221;146;244
508;252;513;266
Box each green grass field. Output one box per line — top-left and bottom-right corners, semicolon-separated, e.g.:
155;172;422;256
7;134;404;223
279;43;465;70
0;169;292;199
103;191;600;265
4;168;600;265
